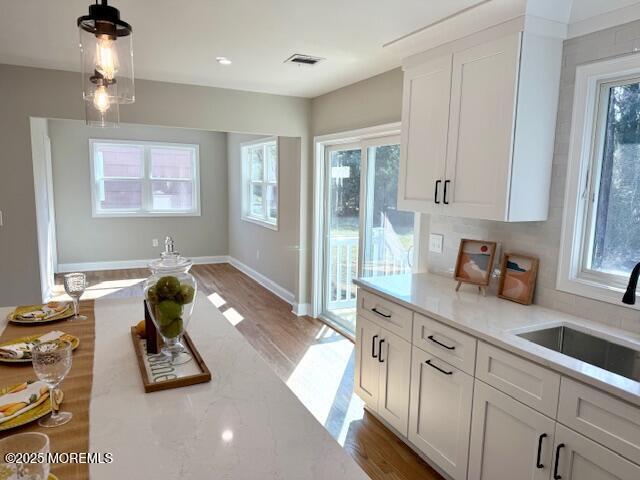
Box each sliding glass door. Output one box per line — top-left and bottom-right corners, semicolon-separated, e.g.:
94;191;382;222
323;144;362;332
321;136;416;336
362;138;415;278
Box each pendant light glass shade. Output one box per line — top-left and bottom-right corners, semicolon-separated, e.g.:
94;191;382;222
78;0;134;127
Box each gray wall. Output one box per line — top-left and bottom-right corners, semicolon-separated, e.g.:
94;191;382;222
49;120;228;264
0;63;310;306
311;68;404;136
227;134;301;298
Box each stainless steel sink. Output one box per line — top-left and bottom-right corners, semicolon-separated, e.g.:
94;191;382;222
517;326;640;382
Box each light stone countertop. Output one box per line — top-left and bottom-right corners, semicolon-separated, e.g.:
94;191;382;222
354;273;640;407
0;297;370;479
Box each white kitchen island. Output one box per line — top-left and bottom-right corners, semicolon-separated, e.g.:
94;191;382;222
86;294;369;479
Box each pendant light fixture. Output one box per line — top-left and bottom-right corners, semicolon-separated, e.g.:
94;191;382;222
77;0;134;127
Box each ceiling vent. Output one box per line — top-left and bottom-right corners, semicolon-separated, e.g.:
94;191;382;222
284;54;324;66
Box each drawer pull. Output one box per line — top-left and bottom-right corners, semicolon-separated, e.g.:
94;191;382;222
428;335;455;350
425;359;453;375
371;307;391;318
371;334;379;358
553;443;564;479
378;339;385;363
536;433;547;469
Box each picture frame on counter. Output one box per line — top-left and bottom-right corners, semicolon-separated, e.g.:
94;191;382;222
498;252;539;305
454;239;497;296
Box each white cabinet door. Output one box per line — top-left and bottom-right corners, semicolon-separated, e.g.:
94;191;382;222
409;347;473;480
444;33;521;220
354;315;381;410
468;380;555;480
398;54;452;213
552;424;640;480
377;329;412;436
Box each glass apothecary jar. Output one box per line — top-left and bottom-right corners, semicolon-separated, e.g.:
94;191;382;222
143;237;197;364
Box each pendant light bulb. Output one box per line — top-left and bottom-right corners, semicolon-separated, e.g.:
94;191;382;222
95;35;119;80
93;85;111;113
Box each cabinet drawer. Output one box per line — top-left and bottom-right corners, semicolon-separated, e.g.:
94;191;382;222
476;342;560;417
557;377;640;464
358;290;413;341
413;313;476;375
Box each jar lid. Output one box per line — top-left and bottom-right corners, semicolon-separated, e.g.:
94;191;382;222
148;236;192;272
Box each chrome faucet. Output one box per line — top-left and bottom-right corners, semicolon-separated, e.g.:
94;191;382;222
622;262;640;305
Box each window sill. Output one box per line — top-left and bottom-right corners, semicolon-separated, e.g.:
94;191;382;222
241;215;278;231
556;275;639;312
92;210;201;218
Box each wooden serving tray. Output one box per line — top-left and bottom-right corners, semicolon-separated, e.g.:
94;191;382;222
130;328;212;393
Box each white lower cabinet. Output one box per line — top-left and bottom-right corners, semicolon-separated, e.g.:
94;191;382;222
409;347;473;480
468;380;555;480
355;315;411;435
378;329;412;435
552;424;640;480
354;288;640;480
354;315;381;410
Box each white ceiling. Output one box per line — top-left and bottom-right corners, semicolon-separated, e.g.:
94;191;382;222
0;1;639;98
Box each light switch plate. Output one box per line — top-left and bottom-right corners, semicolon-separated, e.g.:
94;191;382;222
429;234;443;254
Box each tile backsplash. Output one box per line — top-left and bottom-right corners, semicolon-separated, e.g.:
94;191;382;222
426;20;640;335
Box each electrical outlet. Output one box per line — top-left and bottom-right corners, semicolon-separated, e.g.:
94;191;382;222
429;234;444;254
152;238;159;247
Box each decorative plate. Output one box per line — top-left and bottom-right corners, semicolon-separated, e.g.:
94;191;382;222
7;304;73;325
0;384;63;432
0;334;80;364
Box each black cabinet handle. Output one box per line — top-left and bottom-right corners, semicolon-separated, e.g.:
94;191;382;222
371;307;391;318
425;359;453;375
536;433;547;469
428;335;455;350
434;180;442;204
378;339;385;363
553;443;565;479
371;334;379;358
443;180;451;204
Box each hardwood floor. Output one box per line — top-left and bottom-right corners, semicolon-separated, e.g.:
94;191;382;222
54;263;443;480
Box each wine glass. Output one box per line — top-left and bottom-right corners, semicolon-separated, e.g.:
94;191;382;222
0;432;50;480
63;272;87;320
32;340;73;428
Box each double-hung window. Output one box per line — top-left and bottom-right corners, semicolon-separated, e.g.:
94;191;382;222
558;55;640;307
90;139;200;217
241;137;278;229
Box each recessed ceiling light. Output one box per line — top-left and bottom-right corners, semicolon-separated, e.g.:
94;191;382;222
216;56;232;65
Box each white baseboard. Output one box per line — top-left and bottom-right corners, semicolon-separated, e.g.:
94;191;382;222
57;255;230;273
227;257;297;308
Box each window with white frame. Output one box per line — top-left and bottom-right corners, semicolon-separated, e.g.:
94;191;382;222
558;55;640;306
241;138;278;229
90;140;200;217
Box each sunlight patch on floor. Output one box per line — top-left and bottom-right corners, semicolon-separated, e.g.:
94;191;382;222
336;393;365;446
207;292;227;308
222;307;244;326
286;332;355;426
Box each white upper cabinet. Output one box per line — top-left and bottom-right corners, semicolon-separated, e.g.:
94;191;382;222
445;35;519;220
398;29;562;221
398;54;452;213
